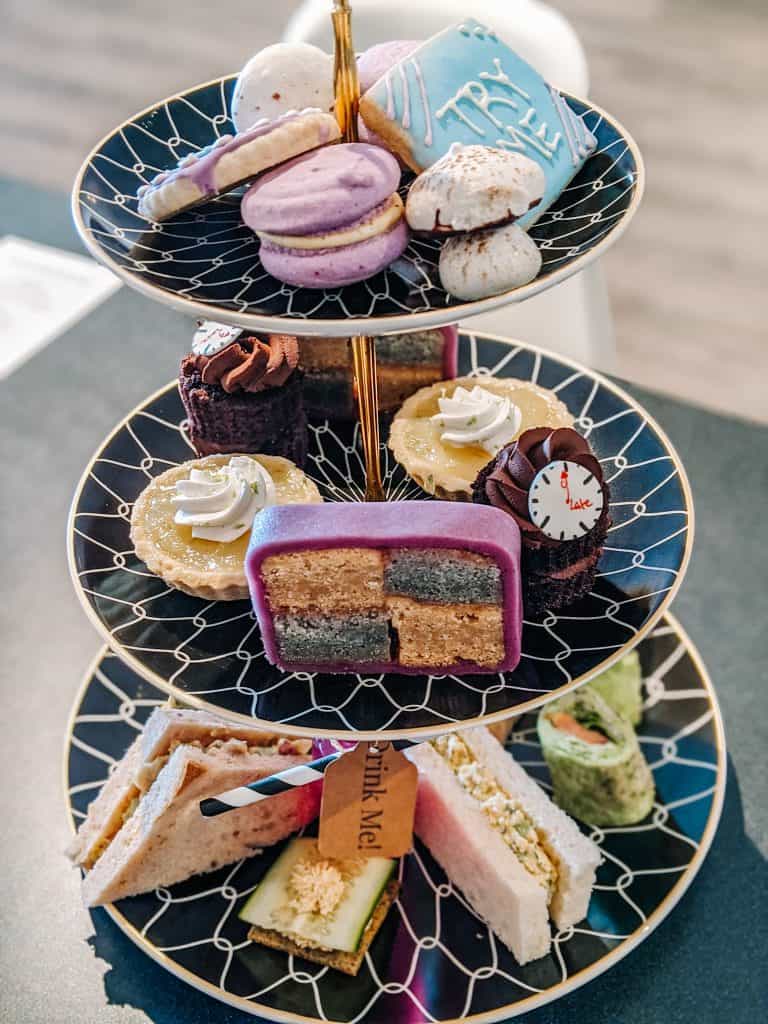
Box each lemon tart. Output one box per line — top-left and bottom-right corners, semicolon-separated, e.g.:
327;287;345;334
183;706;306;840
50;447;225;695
389;377;573;500
131;454;322;600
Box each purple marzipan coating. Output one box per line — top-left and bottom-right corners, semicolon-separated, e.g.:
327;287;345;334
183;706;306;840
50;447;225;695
357;41;421;93
259;217;409;288
241;143;401;235
246;501;523;675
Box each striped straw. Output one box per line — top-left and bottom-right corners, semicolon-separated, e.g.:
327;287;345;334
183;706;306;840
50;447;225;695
199;741;418;818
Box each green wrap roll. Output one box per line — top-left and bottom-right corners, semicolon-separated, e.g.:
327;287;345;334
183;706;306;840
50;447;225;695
589;650;643;726
537;688;654;826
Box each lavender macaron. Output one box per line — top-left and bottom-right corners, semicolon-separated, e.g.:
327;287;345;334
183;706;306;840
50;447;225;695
241;143;409;288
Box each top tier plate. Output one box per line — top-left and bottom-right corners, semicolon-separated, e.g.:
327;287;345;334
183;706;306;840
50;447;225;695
72;77;643;336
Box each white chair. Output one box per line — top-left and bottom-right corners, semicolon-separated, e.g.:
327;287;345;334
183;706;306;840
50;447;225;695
283;0;616;371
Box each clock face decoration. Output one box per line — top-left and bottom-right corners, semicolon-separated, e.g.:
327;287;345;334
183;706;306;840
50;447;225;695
528;460;605;540
192;320;244;356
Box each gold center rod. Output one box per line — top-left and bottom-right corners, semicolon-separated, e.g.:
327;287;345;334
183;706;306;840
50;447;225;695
332;0;360;143
350;335;385;500
332;0;385;501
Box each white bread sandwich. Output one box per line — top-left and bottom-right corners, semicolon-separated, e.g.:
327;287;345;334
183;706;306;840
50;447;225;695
67;707;320;906
406;726;601;965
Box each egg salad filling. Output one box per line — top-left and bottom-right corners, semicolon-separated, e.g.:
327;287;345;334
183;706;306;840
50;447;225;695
83;735;311;870
432;734;558;896
269;847;365;950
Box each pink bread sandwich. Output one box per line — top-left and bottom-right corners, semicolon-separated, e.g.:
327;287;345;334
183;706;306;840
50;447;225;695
406;726;601;965
245;501;523;675
67;707;320;906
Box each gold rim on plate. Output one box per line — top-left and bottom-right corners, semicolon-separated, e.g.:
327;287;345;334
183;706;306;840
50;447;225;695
62;611;724;1024
66;331;694;740
71;79;645;338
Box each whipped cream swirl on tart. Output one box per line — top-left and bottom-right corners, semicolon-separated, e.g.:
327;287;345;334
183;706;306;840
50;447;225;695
172;455;277;543
130;454;322;600
431;384;523;456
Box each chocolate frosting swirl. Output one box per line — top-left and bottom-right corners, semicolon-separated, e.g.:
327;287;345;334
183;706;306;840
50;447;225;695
186;334;299;393
483;427;606;544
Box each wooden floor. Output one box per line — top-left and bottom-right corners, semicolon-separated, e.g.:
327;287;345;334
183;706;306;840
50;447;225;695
1;0;765;422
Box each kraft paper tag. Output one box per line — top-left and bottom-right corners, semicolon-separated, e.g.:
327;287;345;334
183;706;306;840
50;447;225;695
318;743;418;860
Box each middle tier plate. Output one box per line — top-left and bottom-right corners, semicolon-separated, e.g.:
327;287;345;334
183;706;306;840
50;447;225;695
69;332;693;738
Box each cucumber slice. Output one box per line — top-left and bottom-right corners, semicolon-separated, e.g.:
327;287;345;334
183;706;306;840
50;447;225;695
239;838;396;954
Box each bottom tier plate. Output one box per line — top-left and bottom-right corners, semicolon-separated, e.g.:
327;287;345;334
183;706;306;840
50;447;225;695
64;613;724;1024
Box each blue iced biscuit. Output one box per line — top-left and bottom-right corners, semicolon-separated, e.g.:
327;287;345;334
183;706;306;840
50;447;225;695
359;17;596;228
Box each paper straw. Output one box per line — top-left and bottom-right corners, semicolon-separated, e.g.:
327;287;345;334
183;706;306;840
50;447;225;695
199;741;418;818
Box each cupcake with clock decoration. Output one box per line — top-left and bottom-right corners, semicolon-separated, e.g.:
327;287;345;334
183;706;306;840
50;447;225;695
472;427;611;613
179;321;308;466
389;376;573;500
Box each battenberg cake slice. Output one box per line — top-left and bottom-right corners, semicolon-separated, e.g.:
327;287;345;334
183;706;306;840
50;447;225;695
299;326;458;419
359;17;596;228
245;501;523;675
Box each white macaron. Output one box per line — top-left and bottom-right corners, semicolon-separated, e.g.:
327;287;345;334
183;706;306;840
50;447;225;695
232;43;334;132
439;222;542;301
406;144;545;234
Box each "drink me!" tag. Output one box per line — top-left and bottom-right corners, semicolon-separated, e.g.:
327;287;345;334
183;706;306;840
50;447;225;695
318;743;418;860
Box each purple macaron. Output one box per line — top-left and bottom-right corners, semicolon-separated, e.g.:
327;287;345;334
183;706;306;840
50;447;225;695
241;143;409;288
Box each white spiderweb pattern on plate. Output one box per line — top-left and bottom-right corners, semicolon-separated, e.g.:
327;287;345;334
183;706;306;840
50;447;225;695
75;77;639;332
66;617;723;1023
69;334;691;734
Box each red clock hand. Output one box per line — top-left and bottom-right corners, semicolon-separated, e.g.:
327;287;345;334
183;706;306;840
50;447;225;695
560;465;571;506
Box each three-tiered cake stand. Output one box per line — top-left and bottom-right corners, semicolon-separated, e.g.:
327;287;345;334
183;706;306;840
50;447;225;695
64;4;724;1020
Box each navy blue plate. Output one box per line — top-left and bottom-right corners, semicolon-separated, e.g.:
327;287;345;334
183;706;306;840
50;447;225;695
65;616;723;1023
68;333;693;737
73;79;642;336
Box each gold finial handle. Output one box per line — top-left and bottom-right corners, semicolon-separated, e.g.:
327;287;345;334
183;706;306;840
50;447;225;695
332;0;360;144
332;1;384;501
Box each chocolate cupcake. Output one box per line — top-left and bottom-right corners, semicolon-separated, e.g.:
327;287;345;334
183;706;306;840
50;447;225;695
472;427;610;614
179;322;307;466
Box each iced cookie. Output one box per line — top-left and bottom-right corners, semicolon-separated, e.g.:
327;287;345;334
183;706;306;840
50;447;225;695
357;40;421;154
130;454;323;601
137;109;340;222
242;143;409;288
389;376;573;499
406;144;545;233
439;222;542;300
357;41;421;92
232;43;335;132
359;17;596;228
